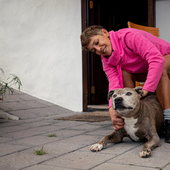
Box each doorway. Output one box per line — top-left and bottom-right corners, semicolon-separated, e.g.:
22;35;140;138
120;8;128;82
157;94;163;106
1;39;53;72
81;0;155;111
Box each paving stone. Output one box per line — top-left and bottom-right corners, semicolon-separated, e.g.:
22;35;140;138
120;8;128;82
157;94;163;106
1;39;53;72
91;162;157;170
86;128;114;136
3;124;64;139
60;134;102;145
80;137;143;155
108;145;170;168
0;124;30;134
43;129;86;139
53;120;88;129
21;120;54;128
2;94;23;102
164;164;170;170
20;100;50;108
24;164;74;170
0;102;31;111
0;148;53;170
7;135;61;147
3;127;48;139
42;151;115;170
27;106;74;116
154;138;170;152
70;124;102;131
8;110;42;119
0;143;30;156
33;141;85;157
18;94;39;101
0;136;14;143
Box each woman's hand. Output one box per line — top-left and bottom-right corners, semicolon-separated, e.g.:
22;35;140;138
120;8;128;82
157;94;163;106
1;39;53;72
109;107;124;130
142;89;149;97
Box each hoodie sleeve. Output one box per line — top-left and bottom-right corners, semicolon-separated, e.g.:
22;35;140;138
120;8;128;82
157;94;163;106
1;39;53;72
124;32;165;92
101;57;122;108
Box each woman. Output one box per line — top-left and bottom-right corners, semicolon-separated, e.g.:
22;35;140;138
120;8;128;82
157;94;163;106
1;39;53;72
80;25;170;143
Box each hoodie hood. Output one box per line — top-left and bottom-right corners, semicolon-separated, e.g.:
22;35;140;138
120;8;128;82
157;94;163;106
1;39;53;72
101;30;124;66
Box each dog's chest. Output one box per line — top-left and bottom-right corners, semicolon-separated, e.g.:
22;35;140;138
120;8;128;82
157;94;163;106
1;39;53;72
123;117;139;141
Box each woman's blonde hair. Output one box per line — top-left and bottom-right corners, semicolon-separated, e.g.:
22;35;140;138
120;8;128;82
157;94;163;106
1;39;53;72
80;25;103;51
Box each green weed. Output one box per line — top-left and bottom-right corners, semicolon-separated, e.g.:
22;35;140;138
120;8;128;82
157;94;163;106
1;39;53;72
34;146;48;155
48;133;57;137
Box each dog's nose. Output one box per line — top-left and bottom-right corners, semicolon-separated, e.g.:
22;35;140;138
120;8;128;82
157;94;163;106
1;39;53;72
115;97;123;104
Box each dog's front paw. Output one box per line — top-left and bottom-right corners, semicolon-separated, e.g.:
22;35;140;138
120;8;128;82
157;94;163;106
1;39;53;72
140;149;151;158
90;143;103;152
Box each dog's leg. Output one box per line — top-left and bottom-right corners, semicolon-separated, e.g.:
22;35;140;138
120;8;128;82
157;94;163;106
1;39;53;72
90;129;125;152
140;133;160;158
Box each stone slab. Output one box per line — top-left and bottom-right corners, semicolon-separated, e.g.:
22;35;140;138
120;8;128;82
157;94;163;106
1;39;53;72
0;148;53;170
42;151;115;170
80;137;143;155
0;143;30;156
108;145;170;168
91;162;157;170
24;164;75;170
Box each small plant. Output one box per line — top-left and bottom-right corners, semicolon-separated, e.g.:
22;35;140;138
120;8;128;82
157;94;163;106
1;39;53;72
48;133;57;137
0;68;22;100
34;146;48;155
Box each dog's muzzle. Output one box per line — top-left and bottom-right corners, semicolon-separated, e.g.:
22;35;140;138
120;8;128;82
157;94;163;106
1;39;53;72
114;97;133;110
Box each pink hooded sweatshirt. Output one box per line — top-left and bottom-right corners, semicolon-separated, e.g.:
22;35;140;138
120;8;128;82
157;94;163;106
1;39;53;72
101;28;170;108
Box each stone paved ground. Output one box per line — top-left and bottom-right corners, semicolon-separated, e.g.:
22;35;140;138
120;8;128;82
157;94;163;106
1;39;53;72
0;90;170;170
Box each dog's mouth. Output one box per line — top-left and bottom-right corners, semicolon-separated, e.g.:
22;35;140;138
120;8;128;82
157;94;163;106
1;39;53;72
115;104;133;111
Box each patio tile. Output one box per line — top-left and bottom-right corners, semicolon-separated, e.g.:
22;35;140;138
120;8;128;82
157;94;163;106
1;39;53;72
8;109;41;119
32;141;85;157
69;124;102;131
164;164;170;170
42;151;114;170
80;137;143;155
108;145;170;168
91;162;157;170
7;135;61;147
0;148;53;170
24;164;74;170
0;143;30;156
0;136;14;143
0;102;31;111
60;134;103;145
43;129;86;139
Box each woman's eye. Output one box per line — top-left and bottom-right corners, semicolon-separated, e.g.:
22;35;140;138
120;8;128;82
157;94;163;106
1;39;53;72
96;41;98;45
126;92;132;96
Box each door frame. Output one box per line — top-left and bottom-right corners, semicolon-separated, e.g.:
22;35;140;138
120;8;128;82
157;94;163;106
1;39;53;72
81;0;155;111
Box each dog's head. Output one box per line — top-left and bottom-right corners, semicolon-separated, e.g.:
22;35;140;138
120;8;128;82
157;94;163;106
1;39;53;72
108;86;143;118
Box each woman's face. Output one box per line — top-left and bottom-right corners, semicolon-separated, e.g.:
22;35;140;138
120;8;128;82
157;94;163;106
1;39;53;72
87;29;112;57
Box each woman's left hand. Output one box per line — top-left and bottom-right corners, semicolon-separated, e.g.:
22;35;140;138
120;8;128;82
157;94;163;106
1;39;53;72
142;89;149;97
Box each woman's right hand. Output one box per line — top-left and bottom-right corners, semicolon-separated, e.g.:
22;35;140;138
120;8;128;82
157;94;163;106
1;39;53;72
109;107;124;130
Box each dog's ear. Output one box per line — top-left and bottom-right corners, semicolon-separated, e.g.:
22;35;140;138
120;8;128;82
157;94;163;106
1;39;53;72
134;86;143;96
108;90;115;101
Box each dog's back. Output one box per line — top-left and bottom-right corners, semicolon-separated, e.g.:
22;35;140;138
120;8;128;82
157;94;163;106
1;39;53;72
140;95;164;133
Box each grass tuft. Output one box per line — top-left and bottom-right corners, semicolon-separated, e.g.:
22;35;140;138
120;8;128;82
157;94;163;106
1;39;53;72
34;146;48;155
48;133;57;137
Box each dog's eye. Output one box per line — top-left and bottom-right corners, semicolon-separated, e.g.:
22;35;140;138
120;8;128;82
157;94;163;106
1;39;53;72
113;94;117;98
126;92;132;96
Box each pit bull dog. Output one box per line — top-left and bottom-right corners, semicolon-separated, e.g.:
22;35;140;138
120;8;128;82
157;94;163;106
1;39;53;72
90;87;164;158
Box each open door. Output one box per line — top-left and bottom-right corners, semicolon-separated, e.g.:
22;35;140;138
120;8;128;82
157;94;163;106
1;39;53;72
81;0;155;111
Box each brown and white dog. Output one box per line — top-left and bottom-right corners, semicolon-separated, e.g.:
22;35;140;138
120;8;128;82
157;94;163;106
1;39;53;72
90;87;164;158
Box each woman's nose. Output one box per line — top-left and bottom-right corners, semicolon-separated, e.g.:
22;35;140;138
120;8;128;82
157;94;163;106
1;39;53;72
95;46;102;53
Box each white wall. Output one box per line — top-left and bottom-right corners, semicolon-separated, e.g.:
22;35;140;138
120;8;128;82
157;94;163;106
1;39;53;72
0;0;82;111
156;0;170;43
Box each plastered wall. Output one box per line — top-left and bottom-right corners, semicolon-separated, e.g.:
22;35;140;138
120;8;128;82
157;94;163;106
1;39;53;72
0;0;82;111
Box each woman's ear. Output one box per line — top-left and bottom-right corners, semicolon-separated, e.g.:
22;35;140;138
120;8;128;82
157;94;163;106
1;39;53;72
102;29;109;37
